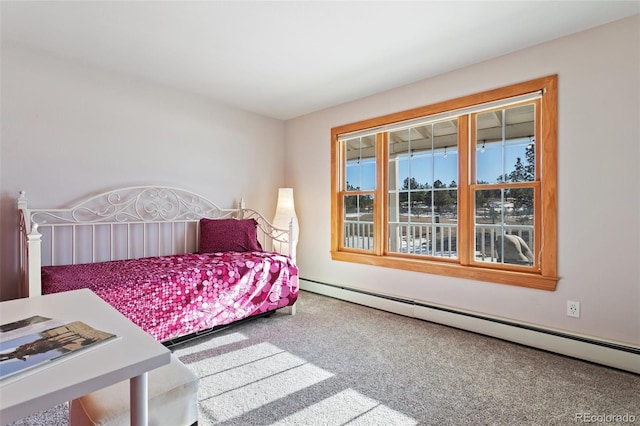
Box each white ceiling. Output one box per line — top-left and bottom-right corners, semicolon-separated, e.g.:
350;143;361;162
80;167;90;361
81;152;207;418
2;1;639;120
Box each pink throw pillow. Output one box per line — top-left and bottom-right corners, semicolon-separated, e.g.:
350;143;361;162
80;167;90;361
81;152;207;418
199;218;262;253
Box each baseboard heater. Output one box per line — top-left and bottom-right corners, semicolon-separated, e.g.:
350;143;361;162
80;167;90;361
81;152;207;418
299;278;640;375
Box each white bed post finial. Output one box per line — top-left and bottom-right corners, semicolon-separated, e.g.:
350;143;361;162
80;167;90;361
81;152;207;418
288;218;296;262
17;190;28;209
17;191;43;298
237;198;246;218
27;223;43;297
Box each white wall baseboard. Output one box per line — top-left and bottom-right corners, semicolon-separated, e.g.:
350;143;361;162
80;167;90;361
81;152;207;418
300;279;640;374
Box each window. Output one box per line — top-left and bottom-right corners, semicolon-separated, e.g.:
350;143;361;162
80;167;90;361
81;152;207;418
331;76;558;290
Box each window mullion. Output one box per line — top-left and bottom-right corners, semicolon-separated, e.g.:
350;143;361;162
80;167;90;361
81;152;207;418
331;130;341;253
458;115;471;265
375;132;387;256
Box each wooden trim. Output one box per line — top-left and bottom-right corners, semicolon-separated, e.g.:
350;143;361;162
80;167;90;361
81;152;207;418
330;128;339;253
331;250;558;290
533;98;543;271
330;75;559;291
378;132;388;256
540;75;558;279
458;116;471;265
332;75;556;136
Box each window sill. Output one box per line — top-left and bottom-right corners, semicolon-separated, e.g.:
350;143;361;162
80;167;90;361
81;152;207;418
331;251;558;291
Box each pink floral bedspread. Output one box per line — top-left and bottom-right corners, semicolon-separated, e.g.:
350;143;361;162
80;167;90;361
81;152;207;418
41;251;299;342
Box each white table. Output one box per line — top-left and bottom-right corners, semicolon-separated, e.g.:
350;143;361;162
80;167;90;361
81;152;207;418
0;289;171;425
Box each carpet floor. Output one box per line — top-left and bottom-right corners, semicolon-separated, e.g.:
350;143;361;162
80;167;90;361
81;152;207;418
8;290;640;425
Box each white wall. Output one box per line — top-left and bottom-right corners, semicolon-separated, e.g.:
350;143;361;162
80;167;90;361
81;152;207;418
286;15;640;346
0;42;286;300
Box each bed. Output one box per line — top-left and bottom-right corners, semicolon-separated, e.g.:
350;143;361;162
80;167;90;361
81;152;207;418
17;186;299;345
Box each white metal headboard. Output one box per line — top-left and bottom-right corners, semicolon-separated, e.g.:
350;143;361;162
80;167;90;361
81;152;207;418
18;186;294;298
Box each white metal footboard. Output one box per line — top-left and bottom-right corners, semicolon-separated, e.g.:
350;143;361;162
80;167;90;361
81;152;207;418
17;186;294;298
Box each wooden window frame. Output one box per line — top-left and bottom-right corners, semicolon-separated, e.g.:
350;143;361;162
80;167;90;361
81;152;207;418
331;75;559;290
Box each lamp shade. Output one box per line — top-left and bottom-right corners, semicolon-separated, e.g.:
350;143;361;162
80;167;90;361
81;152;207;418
272;188;299;261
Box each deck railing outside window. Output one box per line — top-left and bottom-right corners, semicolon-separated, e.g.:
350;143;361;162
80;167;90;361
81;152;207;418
344;220;534;264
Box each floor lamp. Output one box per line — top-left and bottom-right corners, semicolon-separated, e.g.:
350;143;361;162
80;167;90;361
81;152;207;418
272;188;298;262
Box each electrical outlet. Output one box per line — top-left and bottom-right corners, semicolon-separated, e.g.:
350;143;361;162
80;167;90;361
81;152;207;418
567;300;580;318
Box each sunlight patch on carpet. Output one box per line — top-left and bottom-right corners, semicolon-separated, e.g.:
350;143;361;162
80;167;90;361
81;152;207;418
199;362;334;423
174;334;416;425
197;351;308;400
271;388;418;426
186;341;285;378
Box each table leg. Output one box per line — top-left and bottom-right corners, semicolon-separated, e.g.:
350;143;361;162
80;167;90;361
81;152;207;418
130;372;148;426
